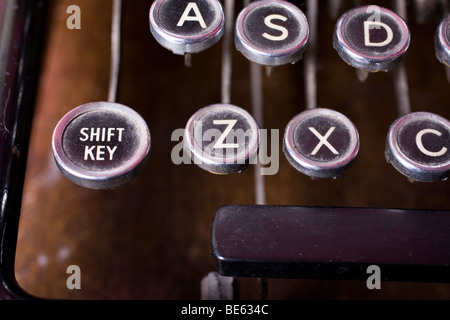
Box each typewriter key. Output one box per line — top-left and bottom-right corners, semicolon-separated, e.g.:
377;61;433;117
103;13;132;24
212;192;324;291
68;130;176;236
149;0;225;56
235;0;310;66
333;5;410;72
184;104;260;174
385;112;450;182
52;102;151;189
283;108;359;178
435;13;450;67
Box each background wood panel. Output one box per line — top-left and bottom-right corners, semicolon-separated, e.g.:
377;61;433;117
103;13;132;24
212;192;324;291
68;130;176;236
13;0;450;299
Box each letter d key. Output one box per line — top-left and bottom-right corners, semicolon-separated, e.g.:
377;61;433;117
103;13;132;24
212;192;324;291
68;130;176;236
333;5;410;73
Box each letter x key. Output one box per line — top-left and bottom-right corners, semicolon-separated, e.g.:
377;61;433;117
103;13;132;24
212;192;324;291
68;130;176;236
283;108;359;178
309;127;339;155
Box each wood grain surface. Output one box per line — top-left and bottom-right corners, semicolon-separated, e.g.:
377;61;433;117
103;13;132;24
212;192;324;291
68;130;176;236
13;0;450;299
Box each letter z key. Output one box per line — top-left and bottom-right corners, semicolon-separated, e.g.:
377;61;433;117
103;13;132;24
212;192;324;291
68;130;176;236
184;103;260;174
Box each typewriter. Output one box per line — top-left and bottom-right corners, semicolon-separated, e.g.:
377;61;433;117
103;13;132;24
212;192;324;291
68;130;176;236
1;0;450;300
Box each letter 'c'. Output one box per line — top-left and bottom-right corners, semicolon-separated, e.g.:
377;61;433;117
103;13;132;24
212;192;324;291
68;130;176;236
415;128;448;157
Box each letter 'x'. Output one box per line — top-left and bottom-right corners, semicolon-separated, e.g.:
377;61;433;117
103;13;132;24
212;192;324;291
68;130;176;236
308;127;339;155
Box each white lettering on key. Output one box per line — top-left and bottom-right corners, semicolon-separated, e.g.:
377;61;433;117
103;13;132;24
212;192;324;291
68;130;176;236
96;145;105;160
107;146;118;160
84;146;95;160
309;127;339;155
177;2;207;29
416;128;448;157
213;119;239;149
84;146;119;161
364;21;393;47
263;14;289;41
116;128;124;142
79;128;89;142
79;128;124;142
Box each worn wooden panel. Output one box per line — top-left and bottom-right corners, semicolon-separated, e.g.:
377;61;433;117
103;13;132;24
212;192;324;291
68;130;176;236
13;0;450;299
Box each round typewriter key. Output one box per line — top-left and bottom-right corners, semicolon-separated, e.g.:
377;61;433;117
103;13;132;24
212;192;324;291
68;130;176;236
333;5;410;72
235;0;309;66
184;103;260;174
283;108;359;178
52;102;151;189
385;112;450;182
435;14;450;67
149;0;225;55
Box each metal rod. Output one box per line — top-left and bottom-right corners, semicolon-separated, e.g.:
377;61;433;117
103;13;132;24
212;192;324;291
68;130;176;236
245;0;267;299
250;60;266;206
327;0;344;20
393;0;411;116
439;0;449;13
108;0;122;103
445;67;450;83
243;0;266;208
356;68;369;82
305;0;318;110
258;277;268;300
184;53;192;68
394;0;408;20
393;61;411;116
221;0;235;104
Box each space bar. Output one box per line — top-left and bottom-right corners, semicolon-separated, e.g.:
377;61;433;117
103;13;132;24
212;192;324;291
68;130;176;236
211;204;450;282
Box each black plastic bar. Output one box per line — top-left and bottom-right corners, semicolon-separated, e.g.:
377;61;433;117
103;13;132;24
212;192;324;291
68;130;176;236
0;0;48;300
212;204;450;282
